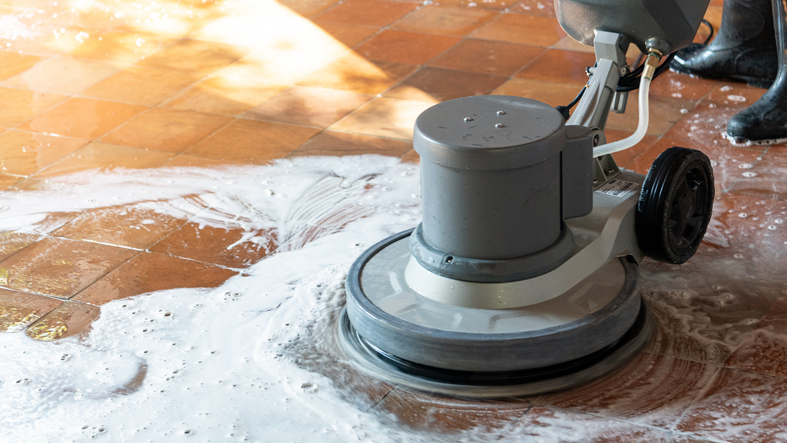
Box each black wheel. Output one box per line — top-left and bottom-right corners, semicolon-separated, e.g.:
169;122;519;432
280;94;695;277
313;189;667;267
636;147;715;264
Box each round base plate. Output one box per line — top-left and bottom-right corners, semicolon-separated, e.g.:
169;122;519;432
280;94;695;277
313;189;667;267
338;302;652;398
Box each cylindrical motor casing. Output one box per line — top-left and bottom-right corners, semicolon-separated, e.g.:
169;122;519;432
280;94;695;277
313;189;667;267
414;96;567;260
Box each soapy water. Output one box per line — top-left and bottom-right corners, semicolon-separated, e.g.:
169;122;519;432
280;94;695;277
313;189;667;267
0;155;785;442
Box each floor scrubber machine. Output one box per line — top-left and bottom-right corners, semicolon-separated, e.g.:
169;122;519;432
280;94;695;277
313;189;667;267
339;0;716;398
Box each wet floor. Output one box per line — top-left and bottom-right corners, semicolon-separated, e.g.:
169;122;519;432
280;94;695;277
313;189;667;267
0;0;786;441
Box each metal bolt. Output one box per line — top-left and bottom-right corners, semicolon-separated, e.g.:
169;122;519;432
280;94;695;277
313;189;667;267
593;179;599;185
496;110;506;115
495;123;505;128
464;117;473;122
606;168;615;175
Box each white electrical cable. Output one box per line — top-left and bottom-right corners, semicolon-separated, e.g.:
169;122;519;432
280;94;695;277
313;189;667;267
592;54;659;158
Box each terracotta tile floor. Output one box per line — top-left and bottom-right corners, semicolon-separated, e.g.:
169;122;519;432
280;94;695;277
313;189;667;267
0;0;786;441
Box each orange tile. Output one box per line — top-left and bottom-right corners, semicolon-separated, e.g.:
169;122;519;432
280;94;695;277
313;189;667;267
312;21;380;49
605;129;658;172
138;39;250;76
82;66;202;106
0;237;136;299
516;49;596;85
355;30;460;65
606;95;695;136
0;174;21;191
0;130;88;176
101;109;232;152
429;38;544;76
729;149;787;200
552;35;595;54
0;287;62;333
244;86;371;128
471;13;564;47
276;0;341;17
510;0;555;16
160;154;246;168
491;78;583;107
0;51;41;82
664;101;742;147
0;88;68;128
297;54;417;95
21;98;148;139
704;81;768;109
150;223;276;269
72;252;238;305
315;0;417;27
385;67;507;102
676;367;787;442
390;6;497;37
329;96;434;141
509;406;670;441
34;142;174;177
0;232;41;262
0;56;120;95
67;31;175;65
288;130;412;157
53;205;187;250
162;76;288;116
428;0;517;11
400;148;420;163
536;353;719;428
374;387;530;432
726;296;787;378
186;119;321;163
25;300;100;341
649;70;719;102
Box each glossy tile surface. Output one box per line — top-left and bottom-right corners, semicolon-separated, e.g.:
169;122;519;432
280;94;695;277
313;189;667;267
0;1;784;441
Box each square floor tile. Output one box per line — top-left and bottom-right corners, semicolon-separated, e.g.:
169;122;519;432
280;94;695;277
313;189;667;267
73;252;238;305
507;406;670;441
374;387;530;433
276;0;341;17
186;119;320;163
355;30;460;65
0;88;68;128
665;101;744;147
606;95;695;136
20;98;148;140
491;78;582;107
149;223;276;269
33;142;174;177
101;109;232;152
510;0;555;16
82;66;201;106
385;67;507;102
53;204;187;250
162;76;288;116
425;0;516;11
726;296;787;378
0;174;21;191
0;51;42;82
517;49;597;85
288;130;412;157
0;56;120;95
329;96;433;141
138;38;250;76
298;54;417;95
0;232;41;263
391;6;496;37
676;367;787;443
67;30;175;65
0;288;62;333
244;86;371;128
25;300;100;341
0;237;136;299
729;149;787;200
471;13;564;47
429;38;545;77
0;130;88;176
536;352;720;428
312;21;379;49
650;70;719;102
315;0;417;27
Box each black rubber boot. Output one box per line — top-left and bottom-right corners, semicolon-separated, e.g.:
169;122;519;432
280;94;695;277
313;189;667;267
727;0;787;142
670;0;778;88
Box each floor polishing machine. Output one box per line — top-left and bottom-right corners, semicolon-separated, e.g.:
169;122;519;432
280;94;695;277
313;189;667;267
338;0;716;398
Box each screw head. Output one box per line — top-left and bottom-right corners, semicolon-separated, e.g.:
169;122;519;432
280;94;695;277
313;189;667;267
464;117;473;122
495;123;505;128
496;110;506;115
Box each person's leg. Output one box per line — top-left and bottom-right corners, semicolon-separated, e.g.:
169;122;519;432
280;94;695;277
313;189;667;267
727;0;787;142
671;0;777;88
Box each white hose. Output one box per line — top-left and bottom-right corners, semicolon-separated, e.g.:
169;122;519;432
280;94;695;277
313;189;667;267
592;54;659;158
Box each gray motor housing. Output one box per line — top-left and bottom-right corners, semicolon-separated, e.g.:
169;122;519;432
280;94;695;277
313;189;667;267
412;95;594;282
554;0;711;54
